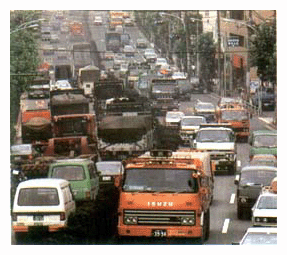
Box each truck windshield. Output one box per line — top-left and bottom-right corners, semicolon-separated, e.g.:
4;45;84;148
197;129;232;142
122;168;198;193
254;135;277;148
181;118;205;126
51;165;85;181
239;170;277;186
18;188;59;206
221;110;248;121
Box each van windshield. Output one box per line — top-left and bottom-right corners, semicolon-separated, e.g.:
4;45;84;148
51;165;85;181
18;188;59;206
122;168;198;193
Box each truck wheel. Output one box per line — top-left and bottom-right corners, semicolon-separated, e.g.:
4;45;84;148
229;162;236;175
204;209;210;241
237;204;244;220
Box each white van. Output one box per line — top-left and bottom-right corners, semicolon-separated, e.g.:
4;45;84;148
12;179;76;235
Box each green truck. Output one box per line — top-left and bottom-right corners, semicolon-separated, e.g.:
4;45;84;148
249;130;277;159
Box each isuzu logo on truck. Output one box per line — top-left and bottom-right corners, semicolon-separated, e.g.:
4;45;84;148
148;202;173;207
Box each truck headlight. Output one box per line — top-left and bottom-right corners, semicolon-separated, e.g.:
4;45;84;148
124;216;137;225
181;216;195;226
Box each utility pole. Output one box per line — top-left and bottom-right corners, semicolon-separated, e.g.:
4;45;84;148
217;11;222;96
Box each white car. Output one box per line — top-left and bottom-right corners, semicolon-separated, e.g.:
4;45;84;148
251;188;277;227
165;111;185;126
234;227;277;245
12;179;76;240
123;45;135;57
172;72;187;80
55;80;72;90
94;16;103;25
155;58;168;68
144;48;156;58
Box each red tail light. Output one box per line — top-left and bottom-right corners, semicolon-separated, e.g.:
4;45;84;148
60;212;66;221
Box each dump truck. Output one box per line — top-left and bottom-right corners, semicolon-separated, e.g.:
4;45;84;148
19;84;52;144
97;96;153;160
116;149;214;242
105;31;122;52
44;89;98;157
78;65;100;98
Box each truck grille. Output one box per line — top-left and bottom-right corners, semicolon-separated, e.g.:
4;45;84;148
124;210;195;226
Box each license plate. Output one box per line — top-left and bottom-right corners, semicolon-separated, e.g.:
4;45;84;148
152;229;167;237
33;215;44;221
103;176;111;181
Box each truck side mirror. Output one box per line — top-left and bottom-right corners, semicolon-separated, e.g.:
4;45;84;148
114;176;122;188
234;174;240;185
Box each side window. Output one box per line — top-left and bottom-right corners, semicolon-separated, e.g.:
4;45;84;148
88;164;96;179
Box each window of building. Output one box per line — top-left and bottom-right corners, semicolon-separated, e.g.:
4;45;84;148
230;10;244;20
230;33;245;47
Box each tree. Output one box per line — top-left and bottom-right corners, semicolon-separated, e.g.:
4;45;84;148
197;32;216;91
250;21;277;86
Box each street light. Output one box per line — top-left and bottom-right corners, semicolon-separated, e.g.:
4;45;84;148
159;12;191;78
10;18;46;34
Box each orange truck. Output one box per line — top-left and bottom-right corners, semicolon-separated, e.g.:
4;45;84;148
216;103;250;142
116;149;214;242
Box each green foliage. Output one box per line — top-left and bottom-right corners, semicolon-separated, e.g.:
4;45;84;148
250;22;276;83
198;32;216;90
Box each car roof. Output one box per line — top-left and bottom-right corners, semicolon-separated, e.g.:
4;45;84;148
51;158;92;165
18;178;69;188
96;161;122;165
241;165;277;171
246;227;277;234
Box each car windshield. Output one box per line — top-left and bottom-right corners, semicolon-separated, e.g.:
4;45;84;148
18;188;59;206
242;232;277;245
122;168;198;193
96;162;122;175
240;170;277;186
257;195;277;209
181;118;205;126
221;110;249;121
166;112;183;119
196;104;215;111
254;135;277;148
51;165;85;181
197;130;232;142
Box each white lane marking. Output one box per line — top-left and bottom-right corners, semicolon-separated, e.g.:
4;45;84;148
230;193;236;204
222;218;230;234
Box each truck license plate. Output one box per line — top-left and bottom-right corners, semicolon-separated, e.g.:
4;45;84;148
33;215;44;221
152;230;167;237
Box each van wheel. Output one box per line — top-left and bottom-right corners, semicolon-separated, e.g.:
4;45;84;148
204;209;210;241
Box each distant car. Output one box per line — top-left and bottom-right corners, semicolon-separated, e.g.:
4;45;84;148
180;116;207;143
55;80;72;90
194;101;216;122
249;154;277;167
144;48;156;58
252;89;275;110
94;16;103;25
115;25;124;34
251;187;277;227
234;165;277;219
155;58;168;68
165;111;185;126
123;45;135;57
50;33;60;43
136;38;148;49
233;227;277;245
119;62;129;77
172;72;187;80
124;18;134;26
145;53;157;63
96;161;124;188
104;51;115;60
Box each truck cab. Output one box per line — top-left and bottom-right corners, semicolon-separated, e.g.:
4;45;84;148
116;149;213;242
